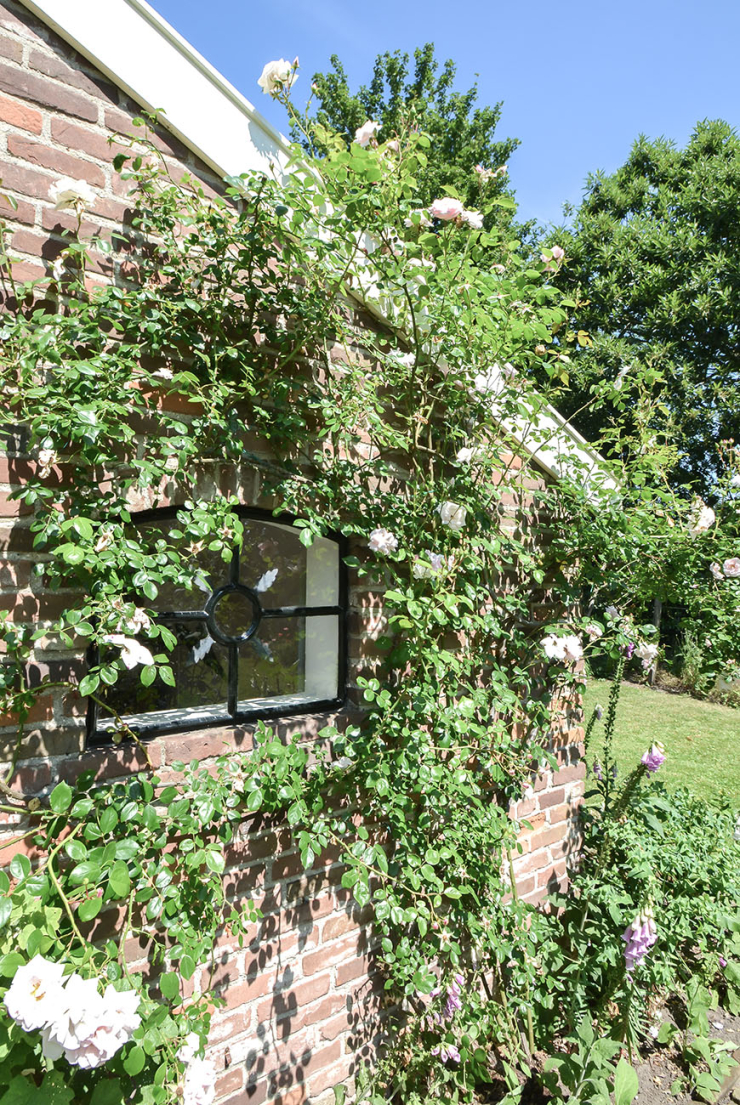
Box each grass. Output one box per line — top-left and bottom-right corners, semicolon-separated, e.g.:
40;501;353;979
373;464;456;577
582;678;740;805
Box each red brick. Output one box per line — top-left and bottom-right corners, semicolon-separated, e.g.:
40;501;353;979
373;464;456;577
0;490;32;517
336;951;376;987
0;34;22;63
11;227;63;260
0;559;31;589
553;762;586;785
256;973;331;1026
0;160;65;202
302;934;365;978
7;134;106;188
55;742;165;786
308;1057;354;1098
0;524;36;554
529;823;565;852
51;117;127;162
538;786;566;810
215;1068;244;1098
0;92;42;133
0;61;98;122
28;48;119;104
0;193;36;225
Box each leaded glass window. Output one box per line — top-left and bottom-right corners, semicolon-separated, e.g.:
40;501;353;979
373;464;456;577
88;509;346;742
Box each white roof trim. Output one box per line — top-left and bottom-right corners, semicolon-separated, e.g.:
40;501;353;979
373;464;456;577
20;0;616;491
20;0;292;178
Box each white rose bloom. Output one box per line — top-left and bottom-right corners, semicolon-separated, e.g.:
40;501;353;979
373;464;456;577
257;59;296;97
436;501;467;531
605;605;620;619
354;120;381;147
636;642;658;669
103;634;154;669
460;209;484;229
49;176;96;211
585;623;603;640
126;608;152;634
541;634;567;662
3;955;67;1033
561;635;583;663
688;502;716;536
723;557;740;578
183;1057;217;1105
368;528;399;555
710;561;723;580
178;1032;203;1064
37;448;58;478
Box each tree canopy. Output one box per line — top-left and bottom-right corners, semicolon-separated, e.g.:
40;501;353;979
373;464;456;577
550;119;740;496
300;43;519;221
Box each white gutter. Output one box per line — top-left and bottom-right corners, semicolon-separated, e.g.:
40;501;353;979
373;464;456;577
20;0;616;490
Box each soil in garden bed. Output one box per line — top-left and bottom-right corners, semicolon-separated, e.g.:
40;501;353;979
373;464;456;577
475;1011;740;1104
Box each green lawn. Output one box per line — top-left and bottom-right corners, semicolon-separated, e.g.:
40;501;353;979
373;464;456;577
582;679;740;805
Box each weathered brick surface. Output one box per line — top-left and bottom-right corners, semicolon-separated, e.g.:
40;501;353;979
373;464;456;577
0;1;586;1100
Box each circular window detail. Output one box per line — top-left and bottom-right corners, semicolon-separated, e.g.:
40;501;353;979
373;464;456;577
205;584;261;644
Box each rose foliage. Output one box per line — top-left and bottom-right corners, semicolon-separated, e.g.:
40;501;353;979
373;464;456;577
0;82;737;1104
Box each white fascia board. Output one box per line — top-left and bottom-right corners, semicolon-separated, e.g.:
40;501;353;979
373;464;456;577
20;0;292;180
21;0;614;490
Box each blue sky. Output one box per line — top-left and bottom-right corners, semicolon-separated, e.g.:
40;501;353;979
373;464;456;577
148;0;740;227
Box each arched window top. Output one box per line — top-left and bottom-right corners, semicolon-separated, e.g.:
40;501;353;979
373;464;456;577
88;508;347;744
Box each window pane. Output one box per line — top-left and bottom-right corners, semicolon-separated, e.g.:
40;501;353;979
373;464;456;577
240;521;306;607
237;615;339;707
137;520;230;611
99;622;228;728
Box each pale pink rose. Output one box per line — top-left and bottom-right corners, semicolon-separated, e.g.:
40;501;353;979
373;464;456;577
551;245;565;261
723;557;740;578
688;501;715;535
413;552;446;579
429;197;464;222
37;448;58;478
368;528;399;555
354;120;381;147
710;562;723;581
4;956;67;1033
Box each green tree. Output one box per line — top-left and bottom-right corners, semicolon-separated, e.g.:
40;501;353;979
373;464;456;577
550;119;740;496
299;43;519;223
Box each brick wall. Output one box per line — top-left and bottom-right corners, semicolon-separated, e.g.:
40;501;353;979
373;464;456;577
0;2;585;1101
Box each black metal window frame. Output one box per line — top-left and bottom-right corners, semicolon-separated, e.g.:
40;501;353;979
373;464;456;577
86;505;348;746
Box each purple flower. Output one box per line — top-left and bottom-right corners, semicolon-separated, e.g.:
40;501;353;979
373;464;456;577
432;1044;461;1064
592;762;603;780
622;909;657;973
719;956;727;968
641;743;666;774
622;642;636;659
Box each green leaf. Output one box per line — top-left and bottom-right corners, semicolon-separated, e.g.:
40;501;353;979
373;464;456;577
77;896;103;922
123;1045;146;1076
90;1079;124;1105
78;673;100;697
69;861;102;886
108;861;131;898
179;954;196;980
656;1021;677;1045
9;854;31;881
613;1058;639;1105
205;850;225;874
159;972;180;1000
49;781;73;814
